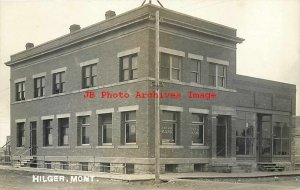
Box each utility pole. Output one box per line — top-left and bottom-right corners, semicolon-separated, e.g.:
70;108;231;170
154;10;160;183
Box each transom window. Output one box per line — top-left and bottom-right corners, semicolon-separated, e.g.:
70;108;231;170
209;63;226;88
191;114;205;145
161;111;179;144
160;53;182;81
53;72;65;94
190;59;201;84
82;64;97;89
16;81;25;101
120;54;138;81
34;77;45;97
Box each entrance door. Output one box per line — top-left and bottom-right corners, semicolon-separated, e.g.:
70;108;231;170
216;116;228;157
257;114;272;162
30;122;37;156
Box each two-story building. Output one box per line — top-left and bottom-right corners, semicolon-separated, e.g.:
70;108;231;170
5;4;296;173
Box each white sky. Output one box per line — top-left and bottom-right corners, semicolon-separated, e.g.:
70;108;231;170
0;0;299;145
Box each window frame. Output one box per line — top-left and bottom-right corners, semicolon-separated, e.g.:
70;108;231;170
161;111;179;145
53;71;65;94
122;111;137;144
34;76;45;98
120;54;138;82
78;116;90;145
43;119;53;147
190;59;201;84
58;118;69;146
273;122;289;156
208;63;227;88
191;113;205;145
15;81;26;101
17;122;25;147
82;64;97;89
160;53;182;81
99;113;113;145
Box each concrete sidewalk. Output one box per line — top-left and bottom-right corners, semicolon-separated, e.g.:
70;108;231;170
0;165;299;182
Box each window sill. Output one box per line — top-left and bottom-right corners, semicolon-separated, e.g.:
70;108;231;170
160;145;184;149
75;145;92;148
96;145;114;149
56;146;70;148
15;147;26;150
118;145;139;149
41;146;54;149
189;145;209;149
50;93;66;97
79;87;98;92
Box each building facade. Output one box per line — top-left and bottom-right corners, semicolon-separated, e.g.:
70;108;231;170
5;4;296;173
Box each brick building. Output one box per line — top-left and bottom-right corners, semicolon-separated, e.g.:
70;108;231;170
5;4;296;173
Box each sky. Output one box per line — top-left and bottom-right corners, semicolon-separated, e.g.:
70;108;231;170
0;0;299;146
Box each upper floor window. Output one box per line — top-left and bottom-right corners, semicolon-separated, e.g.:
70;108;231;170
16;81;25;101
191;113;205;145
82;64;97;89
121;111;136;144
160;53;182;81
53;72;65;94
34;77;45;98
120;54;138;82
190;59;201;84
209;64;226;88
161;111;179;144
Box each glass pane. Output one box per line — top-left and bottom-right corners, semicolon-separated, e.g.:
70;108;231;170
55;74;60;83
262;121;271;138
236;119;246;137
273;124;281;138
236;137;245;155
85;78;91;87
191;72;198;83
161;123;176;144
209;76;216;86
122;57;129;69
246;124;254;137
41;77;45;87
125;111;136;121
101;114;112;124
246;138;253;155
218;77;225;87
282;123;289;138
160;68;169;79
191;114;203;123
132;56;138;69
192;125;203;144
172;56;181;69
132;69;138;79
160;53;170;68
282;139;289;155
92;65;97;76
209;64;216;76
273;139;281;155
85;66;90;77
218;65;225;77
172;69;180;80
190;60;198;71
22;83;26;91
103;124;112;144
61;72;66;82
126;123;136;143
162;111;176;121
261;139;271;156
36;79;41;88
123;70;129;81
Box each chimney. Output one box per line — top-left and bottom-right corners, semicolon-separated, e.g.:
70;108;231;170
25;43;34;50
69;24;81;33
105;10;116;20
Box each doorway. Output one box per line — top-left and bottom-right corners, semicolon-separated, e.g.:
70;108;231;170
216;116;229;157
30;122;37;156
257;114;272;162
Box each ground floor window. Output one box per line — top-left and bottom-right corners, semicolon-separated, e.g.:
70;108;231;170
273;122;289;155
100;163;110;173
60;161;69;170
43;119;53;146
98;114;112;145
236;111;255;155
58;118;69;146
16;122;25;147
161;111;179;144
45;161;51;169
191;113;205;145
165;164;178;173
77;116;90;145
121;111;136;144
80;162;89;171
124;163;134;174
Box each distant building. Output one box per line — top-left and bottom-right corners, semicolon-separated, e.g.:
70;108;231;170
5;4;296;173
295;116;300;168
